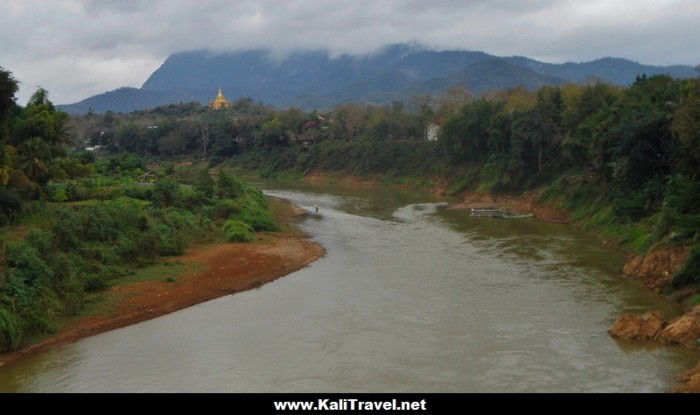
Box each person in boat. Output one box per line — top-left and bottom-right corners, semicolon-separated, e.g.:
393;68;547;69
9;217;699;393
314;204;319;214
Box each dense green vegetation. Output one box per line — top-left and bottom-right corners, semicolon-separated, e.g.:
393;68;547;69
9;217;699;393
71;73;700;292
0;67;277;352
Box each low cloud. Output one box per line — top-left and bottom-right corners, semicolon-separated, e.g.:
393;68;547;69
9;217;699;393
1;0;698;104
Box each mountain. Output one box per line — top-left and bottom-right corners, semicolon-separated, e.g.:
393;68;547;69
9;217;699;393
59;44;699;114
502;56;699;84
409;59;567;93
57;87;207;114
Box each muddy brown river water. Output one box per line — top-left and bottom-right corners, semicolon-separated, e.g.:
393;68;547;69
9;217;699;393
0;181;697;392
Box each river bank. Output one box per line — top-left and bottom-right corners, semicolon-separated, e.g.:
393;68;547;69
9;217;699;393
254;170;692;296
340;172;694;292
0;198;325;368
272;171;693;291
253;170;700;392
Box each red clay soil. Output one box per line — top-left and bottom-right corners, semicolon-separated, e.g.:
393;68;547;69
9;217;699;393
608;311;667;341
609;305;700;392
672;362;700;393
0;201;325;367
623;245;690;293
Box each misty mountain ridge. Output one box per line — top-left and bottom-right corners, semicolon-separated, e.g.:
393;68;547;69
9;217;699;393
59;43;699;114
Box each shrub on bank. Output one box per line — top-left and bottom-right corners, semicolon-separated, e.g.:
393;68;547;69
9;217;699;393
217;171;246;199
223;219;254;242
0;187;22;225
214;198;240;218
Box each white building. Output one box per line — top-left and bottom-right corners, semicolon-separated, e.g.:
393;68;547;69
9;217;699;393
426;123;440;142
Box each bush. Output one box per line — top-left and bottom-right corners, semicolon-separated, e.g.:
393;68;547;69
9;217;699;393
213;189;278;231
612;191;649;222
52;157;94;178
70;182;95;200
5;241;54;285
98;154;145;175
25;229;53;258
193;168;216;197
48;183;71;202
0;307;20;351
81;244;120;265
179;186;208;210
216;171;245;199
132;230;161;265
223;219;253;242
214;198;240;218
73;149;96;164
664;175;700;240
51;208;82;249
82;275;108;292
47;252;82;282
241;208;278;231
123;184;152;200
151;177;181;207
238;191;279;232
0;187;22;225
156;224;186;256
115;229;160;265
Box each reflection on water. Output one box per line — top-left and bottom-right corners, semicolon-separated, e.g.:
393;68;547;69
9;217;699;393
0;180;697;392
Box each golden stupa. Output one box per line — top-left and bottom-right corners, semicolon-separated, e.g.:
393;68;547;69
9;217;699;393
209;87;232;109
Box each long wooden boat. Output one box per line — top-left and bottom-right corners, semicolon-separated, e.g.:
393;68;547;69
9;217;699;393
470;208;533;219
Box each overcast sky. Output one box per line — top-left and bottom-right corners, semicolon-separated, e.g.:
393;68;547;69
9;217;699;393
1;0;698;105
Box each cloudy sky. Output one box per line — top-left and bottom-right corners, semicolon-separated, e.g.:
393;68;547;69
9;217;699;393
1;0;698;104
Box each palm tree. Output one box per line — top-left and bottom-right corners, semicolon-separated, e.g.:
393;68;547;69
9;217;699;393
18;137;50;182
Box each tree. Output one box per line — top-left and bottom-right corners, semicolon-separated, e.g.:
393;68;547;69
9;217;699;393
18;137;51;183
330;104;366;141
489;85;536;113
0;69;18;185
115;123;143;153
672;79;700;178
440;99;507;163
531;87;564;173
436;85;473;118
562;82;619;132
159;130;188;156
13;88;72;147
0;67;18;134
509;109;539;179
607;76;678;190
255;118;288;148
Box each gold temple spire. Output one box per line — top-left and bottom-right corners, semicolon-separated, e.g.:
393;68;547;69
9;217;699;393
210;87;232;109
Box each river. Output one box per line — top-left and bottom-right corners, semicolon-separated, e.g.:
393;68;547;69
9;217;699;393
0;180;697;392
